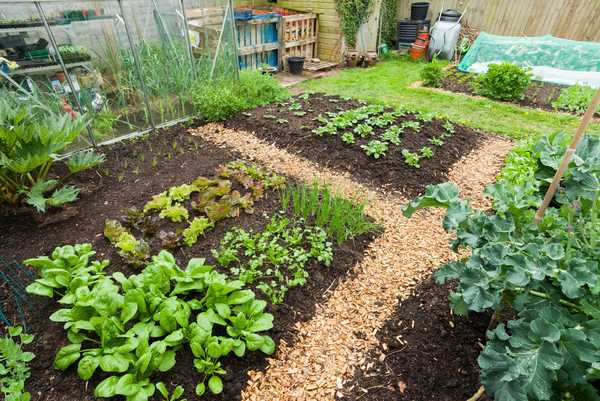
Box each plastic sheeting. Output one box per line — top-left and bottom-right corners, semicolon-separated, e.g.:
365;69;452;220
458;32;600;88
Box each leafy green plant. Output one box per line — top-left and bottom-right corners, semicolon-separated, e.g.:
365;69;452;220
168;184;198;202
0;100;103;212
361;140;388;159
402;133;600;401
280;182;379;244
428;137;444;147
159;204;189;223
191;71;289;122
213;216;333;303
26;246;275;401
156;382;186;401
420;146;433;158
144;192;171;213
401;149;421;168
104;220;151;267
368;112;396;128
552;84;600;115
381;126;402;145
0;326;35;401
420;59;443;88
354;123;373;138
442;120;455;135
293;111;307;116
183;217;214;247
475;62;531;101
402;120;421;133
341;132;355;144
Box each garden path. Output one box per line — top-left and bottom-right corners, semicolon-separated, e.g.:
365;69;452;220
190;124;512;401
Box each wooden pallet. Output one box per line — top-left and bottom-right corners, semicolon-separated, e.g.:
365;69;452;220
303;60;338;71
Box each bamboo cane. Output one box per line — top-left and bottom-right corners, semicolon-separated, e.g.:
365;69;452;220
534;86;600;224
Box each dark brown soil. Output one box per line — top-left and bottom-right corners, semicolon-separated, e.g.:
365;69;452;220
340;277;492;401
0;123;375;401
440;68;599;117
225;93;484;198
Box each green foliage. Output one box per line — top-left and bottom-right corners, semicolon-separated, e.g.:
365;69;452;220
379;0;397;47
156;382;186;401
402;120;421;133
0;326;35;401
26;245;275;401
401;149;421;168
381;126;403;145
442;120;455;135
420;60;443;88
213;216;333;304
428;137;444;147
159;204;189;223
354;123;373;138
143;192;172;213
420;146;433;158
475;62;531;101
183;217;214;247
0;99;102;211
104;220;151;267
402;133;600;401
191;71;289;122
280;182;379;244
25;180;80;213
66;150;106;174
168;184;198;202
552;84;600;115
336;0;372;48
361;140;388;158
341;132;356;144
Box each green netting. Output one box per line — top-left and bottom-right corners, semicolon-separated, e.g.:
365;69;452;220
459;32;600;73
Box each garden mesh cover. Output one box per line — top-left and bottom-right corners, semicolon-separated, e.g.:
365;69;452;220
458;32;600;87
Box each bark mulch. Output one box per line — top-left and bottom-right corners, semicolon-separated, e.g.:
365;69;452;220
190;123;513;401
224;93;484;198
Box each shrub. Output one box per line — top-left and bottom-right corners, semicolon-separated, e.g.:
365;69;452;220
420;60;443;87
552;84;600;115
475;62;531;101
191;71;289;122
0;99;104;212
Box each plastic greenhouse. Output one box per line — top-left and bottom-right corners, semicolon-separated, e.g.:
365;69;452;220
0;0;239;149
458;32;600;88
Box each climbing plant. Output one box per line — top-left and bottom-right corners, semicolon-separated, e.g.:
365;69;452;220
380;0;397;47
336;0;373;49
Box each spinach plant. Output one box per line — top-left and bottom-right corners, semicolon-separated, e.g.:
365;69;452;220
26;246;275;400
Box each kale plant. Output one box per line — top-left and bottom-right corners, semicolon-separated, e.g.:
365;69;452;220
402;133;600;401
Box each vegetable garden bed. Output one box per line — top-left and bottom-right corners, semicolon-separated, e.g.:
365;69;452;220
440;69;600;118
0;123;378;401
225;93;484;197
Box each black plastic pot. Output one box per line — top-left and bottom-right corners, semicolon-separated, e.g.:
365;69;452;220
411;2;430;20
440;9;461;22
288;56;305;75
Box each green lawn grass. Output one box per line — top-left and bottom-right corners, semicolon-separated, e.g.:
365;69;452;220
298;57;600;140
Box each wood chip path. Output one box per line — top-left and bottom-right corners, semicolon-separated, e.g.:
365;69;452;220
190;124;513;400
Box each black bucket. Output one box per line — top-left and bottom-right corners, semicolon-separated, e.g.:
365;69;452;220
440;9;461;22
410;2;430;20
288;56;305;75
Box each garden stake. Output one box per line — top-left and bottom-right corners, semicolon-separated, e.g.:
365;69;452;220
534;86;600;224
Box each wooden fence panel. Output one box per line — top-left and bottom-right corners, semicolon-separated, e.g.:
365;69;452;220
397;0;600;42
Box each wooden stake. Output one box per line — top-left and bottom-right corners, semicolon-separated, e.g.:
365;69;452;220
466;386;486;401
534;87;600;224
